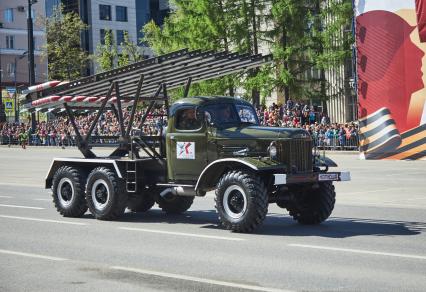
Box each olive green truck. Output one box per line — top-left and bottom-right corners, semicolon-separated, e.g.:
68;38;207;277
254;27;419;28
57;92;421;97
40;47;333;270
23;50;350;233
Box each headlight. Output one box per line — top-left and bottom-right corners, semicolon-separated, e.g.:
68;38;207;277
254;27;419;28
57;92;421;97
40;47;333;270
268;142;277;159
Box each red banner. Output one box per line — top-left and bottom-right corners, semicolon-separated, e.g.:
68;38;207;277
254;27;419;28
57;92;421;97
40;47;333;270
356;0;426;160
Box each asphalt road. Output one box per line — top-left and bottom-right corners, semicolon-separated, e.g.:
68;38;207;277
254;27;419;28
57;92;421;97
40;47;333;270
0;146;425;291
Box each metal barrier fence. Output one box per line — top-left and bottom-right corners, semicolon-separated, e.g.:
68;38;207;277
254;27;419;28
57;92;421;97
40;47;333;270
0;134;121;147
312;135;359;151
2;133;360;151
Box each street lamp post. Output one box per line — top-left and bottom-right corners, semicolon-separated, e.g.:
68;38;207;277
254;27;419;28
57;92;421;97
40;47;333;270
14;51;28;123
28;0;37;131
0;51;5;123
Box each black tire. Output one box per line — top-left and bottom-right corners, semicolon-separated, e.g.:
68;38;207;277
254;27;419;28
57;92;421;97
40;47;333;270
128;191;156;213
287;182;336;224
85;167;127;220
156;195;194;214
215;170;268;233
52;166;88;217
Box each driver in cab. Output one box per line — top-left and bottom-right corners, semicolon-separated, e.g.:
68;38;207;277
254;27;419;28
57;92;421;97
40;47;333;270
218;105;234;123
178;108;201;130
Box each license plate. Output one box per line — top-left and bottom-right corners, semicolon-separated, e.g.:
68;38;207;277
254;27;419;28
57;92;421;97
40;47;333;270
318;173;339;181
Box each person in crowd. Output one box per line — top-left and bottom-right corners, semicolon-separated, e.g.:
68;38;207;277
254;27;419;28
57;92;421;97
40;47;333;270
18;127;28;150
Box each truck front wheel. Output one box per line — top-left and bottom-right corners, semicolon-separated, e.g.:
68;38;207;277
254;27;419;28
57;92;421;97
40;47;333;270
215;170;268;233
52;166;87;217
287;182;336;224
85;167;127;220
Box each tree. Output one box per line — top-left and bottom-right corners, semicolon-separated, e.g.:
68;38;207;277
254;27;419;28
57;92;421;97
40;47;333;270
42;5;90;80
95;30;143;72
258;0;352;104
313;0;353;108
95;29;117;72
118;31;144;67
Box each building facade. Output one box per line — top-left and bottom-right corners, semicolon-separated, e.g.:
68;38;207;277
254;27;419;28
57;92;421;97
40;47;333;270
0;0;47;122
0;0;47;87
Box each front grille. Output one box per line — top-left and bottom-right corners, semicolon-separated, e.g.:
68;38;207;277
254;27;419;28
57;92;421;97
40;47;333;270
277;139;313;173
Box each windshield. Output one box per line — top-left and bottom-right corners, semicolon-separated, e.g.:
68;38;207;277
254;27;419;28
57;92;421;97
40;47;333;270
204;103;259;127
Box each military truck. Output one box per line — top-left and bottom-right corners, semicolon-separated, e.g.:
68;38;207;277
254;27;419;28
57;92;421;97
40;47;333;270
22;49;350;233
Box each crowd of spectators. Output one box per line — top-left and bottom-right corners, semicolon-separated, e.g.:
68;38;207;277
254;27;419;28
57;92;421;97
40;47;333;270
256;99;359;149
1;100;359;150
0;107;167;147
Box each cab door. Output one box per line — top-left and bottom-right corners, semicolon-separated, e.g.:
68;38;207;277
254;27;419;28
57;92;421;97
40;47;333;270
166;106;208;182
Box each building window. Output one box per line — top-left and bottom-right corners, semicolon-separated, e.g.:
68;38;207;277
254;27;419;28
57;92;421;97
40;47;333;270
116;30;127;45
116;6;127;22
4;8;14;22
7;63;16;77
6;35;14;49
100;29;112;45
99;5;111;20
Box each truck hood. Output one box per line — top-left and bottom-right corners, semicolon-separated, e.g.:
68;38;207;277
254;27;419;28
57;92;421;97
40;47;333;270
213;125;311;158
215;125;309;140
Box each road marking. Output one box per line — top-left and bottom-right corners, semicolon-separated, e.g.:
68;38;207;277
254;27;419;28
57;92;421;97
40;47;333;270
0;195;13;198
339;201;426;209
0;204;44;210
0;182;42;188
288;244;426;260
386;172;425;176
0;249;68;261
111;266;291;292
344;188;409;195
118;227;244;241
0;215;87;225
33;198;51;202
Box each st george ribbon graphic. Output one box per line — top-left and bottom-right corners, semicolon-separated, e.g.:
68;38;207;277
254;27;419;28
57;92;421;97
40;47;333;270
359;108;426;159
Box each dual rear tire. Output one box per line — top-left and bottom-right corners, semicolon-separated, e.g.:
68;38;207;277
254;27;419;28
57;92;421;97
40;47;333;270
85;167;127;220
52;166;127;220
52;166;193;219
52;166;87;217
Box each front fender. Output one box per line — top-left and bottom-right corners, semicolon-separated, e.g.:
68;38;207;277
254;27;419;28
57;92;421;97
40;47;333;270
195;157;284;192
314;156;338;167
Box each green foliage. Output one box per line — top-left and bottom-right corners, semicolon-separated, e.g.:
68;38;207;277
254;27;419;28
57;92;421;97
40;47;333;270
42;5;90;80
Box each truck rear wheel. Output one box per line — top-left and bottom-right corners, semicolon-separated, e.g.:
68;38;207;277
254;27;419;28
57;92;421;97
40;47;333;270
156;195;194;214
85;167;127;220
287;182;336;224
52;166;87;217
215;170;268;233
